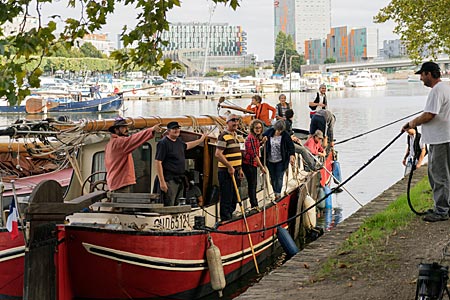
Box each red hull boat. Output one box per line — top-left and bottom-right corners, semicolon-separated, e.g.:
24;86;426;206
0;116;332;299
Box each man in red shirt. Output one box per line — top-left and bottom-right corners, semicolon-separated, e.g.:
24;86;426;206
105;118;161;192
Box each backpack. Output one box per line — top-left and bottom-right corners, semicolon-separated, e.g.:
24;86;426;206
407;132;428;160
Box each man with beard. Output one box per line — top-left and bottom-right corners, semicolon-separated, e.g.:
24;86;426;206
403;61;450;222
105;117;162;193
215;114;245;221
155;121;206;206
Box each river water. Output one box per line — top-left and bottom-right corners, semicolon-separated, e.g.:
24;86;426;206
0;79;429;219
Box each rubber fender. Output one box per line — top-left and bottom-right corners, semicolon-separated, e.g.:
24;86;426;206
317;186;326;210
323;186;333;209
332;161;342;184
206;239;226;297
277;226;299;258
302;195;317;228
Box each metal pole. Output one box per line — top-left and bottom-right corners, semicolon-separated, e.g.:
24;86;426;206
11;181;28;244
289;55;299;103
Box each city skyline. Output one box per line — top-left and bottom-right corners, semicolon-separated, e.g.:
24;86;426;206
41;0;397;60
167;0;397;60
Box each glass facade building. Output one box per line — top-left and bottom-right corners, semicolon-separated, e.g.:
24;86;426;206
305;26;379;64
160;22;246;57
274;0;331;55
159;22;251;73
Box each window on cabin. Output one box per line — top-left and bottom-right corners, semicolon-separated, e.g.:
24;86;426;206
91;142;152;193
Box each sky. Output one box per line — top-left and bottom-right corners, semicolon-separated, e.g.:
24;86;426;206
41;0;398;61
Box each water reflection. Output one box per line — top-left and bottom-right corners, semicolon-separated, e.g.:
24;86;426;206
317;207;343;232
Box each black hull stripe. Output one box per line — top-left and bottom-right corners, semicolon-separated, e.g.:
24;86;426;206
0;247;25;262
82;232;279;271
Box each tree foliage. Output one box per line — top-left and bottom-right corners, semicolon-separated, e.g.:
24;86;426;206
324;57;336;64
80;42;104;58
374;0;450;62
273;31;304;75
0;0;240;105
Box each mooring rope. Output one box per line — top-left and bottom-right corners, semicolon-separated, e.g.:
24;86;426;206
335;110;422;145
201;131;405;235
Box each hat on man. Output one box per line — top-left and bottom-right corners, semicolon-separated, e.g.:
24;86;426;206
314;129;324;139
108;118;129;133
226;114;239;122
415;61;440;74
167;121;181;129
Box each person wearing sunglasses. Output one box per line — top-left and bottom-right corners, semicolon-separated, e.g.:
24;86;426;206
242;119;266;210
215;114;245;221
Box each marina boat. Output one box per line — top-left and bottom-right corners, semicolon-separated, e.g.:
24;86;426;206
370;72;387;86
322;73;345;91
346;71;375;88
282;73;307;92
0;94;123;114
303;71;323;91
259;78;283;93
0;114;333;299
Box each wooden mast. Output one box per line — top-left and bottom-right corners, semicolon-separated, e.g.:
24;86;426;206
81;115;253;132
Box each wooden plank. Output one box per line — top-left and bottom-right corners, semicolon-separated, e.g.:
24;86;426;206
91;202;164;209
111;192;159;203
27;191;107;215
91;202;192;213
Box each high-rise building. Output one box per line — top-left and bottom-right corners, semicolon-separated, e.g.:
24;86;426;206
305;26;379;64
274;0;296;43
160;22;246;57
274;0;331;55
348;28;378;61
326;26;348;62
160;22;250;72
304;39;326;65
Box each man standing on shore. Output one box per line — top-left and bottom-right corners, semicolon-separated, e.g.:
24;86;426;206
403;61;450;222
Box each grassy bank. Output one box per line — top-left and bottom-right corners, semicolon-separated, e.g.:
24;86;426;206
318;176;433;277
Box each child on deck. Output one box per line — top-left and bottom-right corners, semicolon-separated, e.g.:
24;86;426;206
304;130;326;158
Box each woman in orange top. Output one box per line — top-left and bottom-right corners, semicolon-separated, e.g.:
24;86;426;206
246;95;276;127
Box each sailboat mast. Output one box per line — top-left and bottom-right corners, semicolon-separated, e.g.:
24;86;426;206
202;1;217;76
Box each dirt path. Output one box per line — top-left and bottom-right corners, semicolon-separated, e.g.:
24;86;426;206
297;216;450;300
238;167;450;300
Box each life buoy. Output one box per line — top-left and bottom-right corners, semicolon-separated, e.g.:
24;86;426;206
302;195;317;229
132;88;136;95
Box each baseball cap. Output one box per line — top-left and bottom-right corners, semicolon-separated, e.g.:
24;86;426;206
415;61;440;74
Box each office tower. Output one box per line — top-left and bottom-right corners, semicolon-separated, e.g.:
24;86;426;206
274;0;331;55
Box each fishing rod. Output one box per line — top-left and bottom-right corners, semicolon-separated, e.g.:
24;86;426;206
335;110;423;145
203;131;406;236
